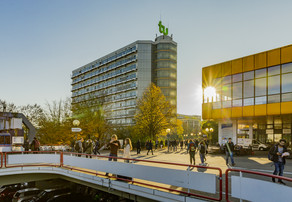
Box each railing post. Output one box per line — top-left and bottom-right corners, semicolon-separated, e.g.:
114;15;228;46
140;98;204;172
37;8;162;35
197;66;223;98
60;152;63;167
0;152;2;168
4;152;7;168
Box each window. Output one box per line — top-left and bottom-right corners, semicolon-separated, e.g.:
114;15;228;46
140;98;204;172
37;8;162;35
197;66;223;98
233;82;242;99
268;94;280;103
255;68;266;78
282;63;292;73
255;96;266;105
244;98;254;106
222;100;231;108
222;84;231;100
282;93;292;102
255;78;266;96
244;80;254;98
232;99;242;107
282;73;292;93
232;73;242;83
222;76;231;85
268;75;280;95
213;102;221;109
244;71;254;80
268;65;280;76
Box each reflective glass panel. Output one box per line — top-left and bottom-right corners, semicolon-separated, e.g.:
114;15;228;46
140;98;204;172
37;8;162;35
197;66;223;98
282;93;292;102
282;63;292;74
255;78;266;96
268;65;280;76
244;80;254;98
232;73;242;83
232;99;242;107
244;71;254;81
244;98;254;106
233;82;242;99
268;94;280;103
255;68;266;78
282;73;292;93
255;96;267;105
268;75;280;95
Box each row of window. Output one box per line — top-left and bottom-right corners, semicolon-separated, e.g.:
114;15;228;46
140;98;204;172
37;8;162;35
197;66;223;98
72;90;137;104
156;70;176;78
156;43;177;51
157;51;177;60
213;92;292;109
72;64;136;91
73;73;136;98
156;60;177;69
157;79;177;87
109;118;134;125
108;108;136;118
104;99;136;111
72;46;137;78
72;79;137;98
72;56;137;85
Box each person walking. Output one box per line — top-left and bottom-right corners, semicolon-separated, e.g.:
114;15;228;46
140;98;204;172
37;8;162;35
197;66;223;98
24;139;30;151
155;140;158;150
187;139;197;166
180;140;184;151
198;140;208;165
94;139;100;155
123;138;132;163
105;134;121;176
269;139;289;184
75;137;83;157
146;140;153;155
136;140;141;154
30;137;40;152
85;138;93;158
224;138;235;166
160;140;163;149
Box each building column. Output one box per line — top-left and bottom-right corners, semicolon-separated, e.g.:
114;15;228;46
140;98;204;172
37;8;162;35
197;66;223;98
249;123;253;140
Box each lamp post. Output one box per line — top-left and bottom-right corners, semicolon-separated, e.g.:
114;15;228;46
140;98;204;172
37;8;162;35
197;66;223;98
205;127;213;143
72;120;80;141
166;128;170;152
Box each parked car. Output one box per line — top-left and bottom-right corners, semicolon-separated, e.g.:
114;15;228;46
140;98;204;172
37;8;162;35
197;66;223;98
12;188;42;202
252;140;269;151
29;188;71;202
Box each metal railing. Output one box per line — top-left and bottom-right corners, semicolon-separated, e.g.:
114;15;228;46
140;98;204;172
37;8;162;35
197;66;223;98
225;168;292;202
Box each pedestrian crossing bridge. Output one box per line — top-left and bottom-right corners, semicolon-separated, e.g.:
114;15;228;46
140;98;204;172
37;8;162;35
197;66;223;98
0;151;291;202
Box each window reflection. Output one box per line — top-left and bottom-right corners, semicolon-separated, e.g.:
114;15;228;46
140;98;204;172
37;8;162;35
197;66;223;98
268;75;280;95
255;78;266;96
282;73;292;93
244;80;254;98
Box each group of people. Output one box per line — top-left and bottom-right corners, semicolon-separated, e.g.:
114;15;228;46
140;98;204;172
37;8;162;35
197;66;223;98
187;136;209;166
23;137;40;152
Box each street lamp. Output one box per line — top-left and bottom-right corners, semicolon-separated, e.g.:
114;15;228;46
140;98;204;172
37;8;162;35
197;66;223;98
166;128;170;152
73;120;80;127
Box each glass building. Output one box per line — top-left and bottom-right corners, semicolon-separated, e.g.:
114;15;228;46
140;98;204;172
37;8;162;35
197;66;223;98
71;35;177;125
202;45;292;145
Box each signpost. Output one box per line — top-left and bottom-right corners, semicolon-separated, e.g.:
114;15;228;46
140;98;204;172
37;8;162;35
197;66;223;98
71;128;82;132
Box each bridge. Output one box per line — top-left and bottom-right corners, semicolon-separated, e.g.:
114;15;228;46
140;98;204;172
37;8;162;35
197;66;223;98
0;151;292;202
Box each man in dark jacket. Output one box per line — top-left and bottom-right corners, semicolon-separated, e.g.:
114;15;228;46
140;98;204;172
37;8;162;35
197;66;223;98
136;140;141;154
269;139;288;185
224;138;235;166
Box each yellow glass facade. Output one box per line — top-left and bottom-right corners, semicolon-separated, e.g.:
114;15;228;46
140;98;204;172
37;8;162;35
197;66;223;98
202;44;292;144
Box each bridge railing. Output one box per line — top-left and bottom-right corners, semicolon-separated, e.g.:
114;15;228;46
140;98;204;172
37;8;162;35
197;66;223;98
0;152;2;168
225;168;292;202
3;151;62;168
0;151;223;201
62;152;223;201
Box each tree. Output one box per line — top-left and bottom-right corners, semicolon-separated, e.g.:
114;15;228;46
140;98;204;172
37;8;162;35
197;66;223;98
37;99;72;145
72;99;110;142
201;120;218;144
134;83;175;140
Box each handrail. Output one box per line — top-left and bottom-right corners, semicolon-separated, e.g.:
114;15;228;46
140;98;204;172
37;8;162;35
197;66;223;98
62;152;223;201
0;152;2;168
4;151;62;168
3;151;223;201
225;168;292;202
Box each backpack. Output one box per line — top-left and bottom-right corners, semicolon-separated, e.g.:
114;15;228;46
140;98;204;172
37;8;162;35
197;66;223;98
268;145;277;161
34;140;40;148
200;144;206;154
189;142;196;152
75;142;80;151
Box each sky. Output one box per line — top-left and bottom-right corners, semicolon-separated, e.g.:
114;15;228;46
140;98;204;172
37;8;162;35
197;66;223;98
1;0;292;116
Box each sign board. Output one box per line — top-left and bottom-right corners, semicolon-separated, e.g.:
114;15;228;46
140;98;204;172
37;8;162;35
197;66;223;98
158;21;168;36
12;136;24;144
72;128;82;132
237;138;252;148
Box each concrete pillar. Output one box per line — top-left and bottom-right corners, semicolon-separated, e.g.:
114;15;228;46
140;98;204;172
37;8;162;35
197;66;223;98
249;123;253;140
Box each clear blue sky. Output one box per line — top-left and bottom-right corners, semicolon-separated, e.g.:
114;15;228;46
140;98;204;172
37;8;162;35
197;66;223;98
1;0;292;115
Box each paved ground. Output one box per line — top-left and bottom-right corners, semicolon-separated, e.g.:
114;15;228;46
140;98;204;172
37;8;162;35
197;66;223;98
100;147;292;176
